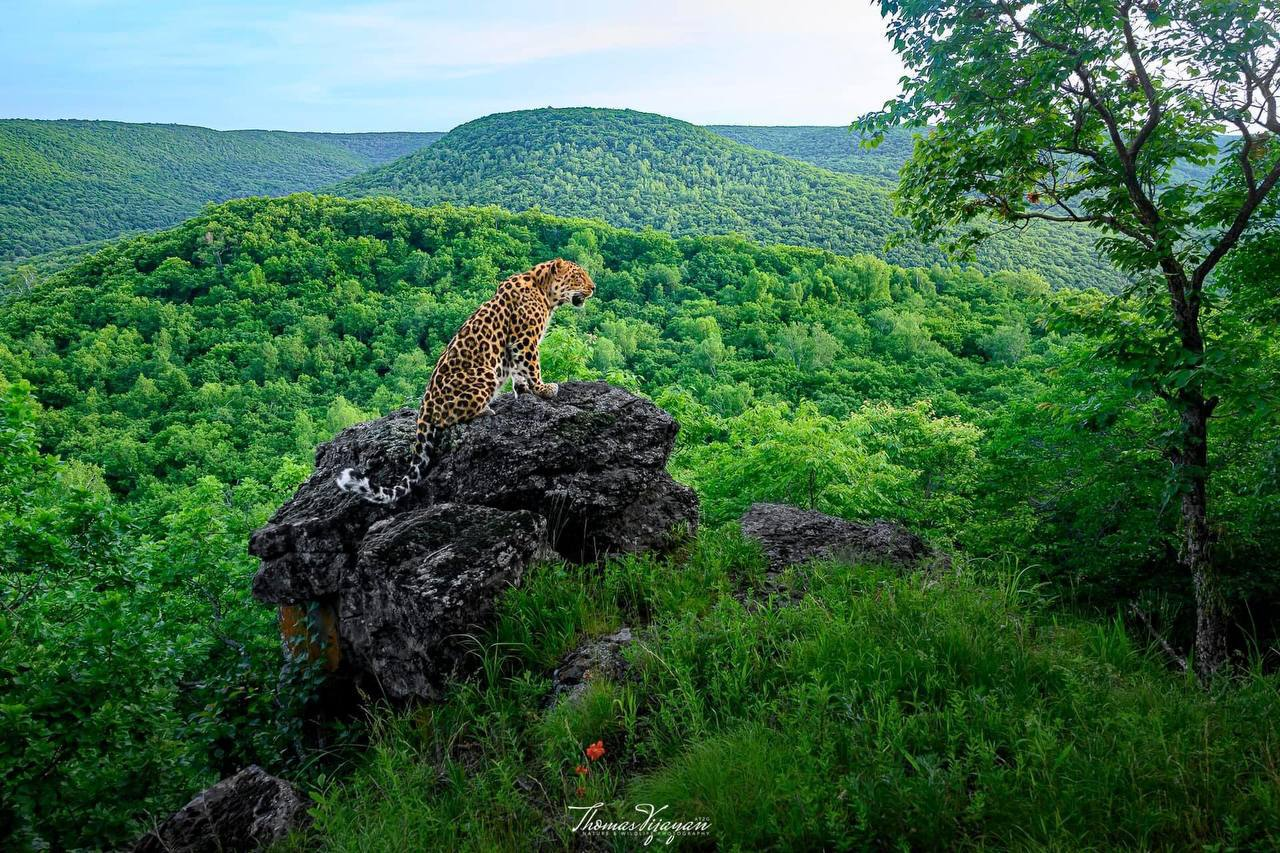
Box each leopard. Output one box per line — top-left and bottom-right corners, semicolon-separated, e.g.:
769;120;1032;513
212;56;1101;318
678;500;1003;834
336;258;595;505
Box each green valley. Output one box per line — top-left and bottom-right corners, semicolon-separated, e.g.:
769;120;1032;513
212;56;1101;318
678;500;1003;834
2;194;1277;849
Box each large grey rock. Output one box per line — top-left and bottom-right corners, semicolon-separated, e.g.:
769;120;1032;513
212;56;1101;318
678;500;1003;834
247;382;697;703
739;503;947;574
132;766;308;853
249;382;698;605
340;504;544;701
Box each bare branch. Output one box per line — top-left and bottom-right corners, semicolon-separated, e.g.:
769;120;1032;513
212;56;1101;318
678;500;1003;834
1130;603;1188;672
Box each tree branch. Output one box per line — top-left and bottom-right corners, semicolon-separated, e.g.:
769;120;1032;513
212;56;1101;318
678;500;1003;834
1130;603;1188;672
1193;155;1280;286
1122;6;1162;158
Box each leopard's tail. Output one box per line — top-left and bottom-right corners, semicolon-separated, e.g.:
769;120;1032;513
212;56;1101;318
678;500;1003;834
336;422;443;505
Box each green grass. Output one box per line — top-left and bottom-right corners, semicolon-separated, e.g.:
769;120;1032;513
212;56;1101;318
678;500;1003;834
286;530;1280;851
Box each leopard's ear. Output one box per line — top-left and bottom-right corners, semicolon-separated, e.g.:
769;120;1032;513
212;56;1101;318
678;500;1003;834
529;260;552;285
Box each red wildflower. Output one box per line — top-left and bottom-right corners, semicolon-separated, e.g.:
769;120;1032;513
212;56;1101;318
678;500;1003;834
575;764;590;776
586;740;606;761
576;785;586;798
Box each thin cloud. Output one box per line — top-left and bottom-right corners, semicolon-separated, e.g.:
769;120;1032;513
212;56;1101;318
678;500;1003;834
1;0;905;129
277;7;687;79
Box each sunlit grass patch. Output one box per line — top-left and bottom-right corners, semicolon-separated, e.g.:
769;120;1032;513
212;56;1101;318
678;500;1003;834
291;534;1280;851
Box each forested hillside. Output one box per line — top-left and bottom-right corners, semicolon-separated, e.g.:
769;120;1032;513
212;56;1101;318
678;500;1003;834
0;120;441;260
3;193;1277;848
289;131;445;163
710;124;1229;188
334;108;1124;291
709;124;916;181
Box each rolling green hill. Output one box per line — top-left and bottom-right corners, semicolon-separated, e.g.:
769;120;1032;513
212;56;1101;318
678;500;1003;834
709;124;916;182
0;120;442;261
335;107;1124;290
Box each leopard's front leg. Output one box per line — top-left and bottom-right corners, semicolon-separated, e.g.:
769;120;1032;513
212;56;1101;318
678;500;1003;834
510;336;557;399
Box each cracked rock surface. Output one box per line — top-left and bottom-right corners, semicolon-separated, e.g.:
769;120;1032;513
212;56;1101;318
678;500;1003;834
739;502;948;576
247;382;698;703
132;766;308;853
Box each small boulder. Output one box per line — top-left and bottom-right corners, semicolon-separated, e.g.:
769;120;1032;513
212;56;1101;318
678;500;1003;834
739;503;947;574
132;766;308;853
548;626;635;707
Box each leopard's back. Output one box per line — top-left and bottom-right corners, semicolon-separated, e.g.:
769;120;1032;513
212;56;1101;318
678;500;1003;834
423;297;515;427
336;259;593;505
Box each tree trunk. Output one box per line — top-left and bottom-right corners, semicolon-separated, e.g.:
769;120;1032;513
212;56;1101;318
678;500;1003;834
1157;261;1227;682
1179;394;1227;681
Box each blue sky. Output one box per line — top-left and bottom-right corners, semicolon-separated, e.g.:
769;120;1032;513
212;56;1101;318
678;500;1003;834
0;0;905;131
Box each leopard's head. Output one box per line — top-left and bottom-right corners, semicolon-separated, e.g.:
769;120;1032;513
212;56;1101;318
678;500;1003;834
540;258;595;308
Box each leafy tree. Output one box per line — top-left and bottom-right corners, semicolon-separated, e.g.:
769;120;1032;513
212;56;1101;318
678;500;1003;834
859;0;1280;679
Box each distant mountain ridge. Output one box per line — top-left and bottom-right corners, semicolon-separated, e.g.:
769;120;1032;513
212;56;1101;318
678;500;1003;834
335;107;1124;290
708;124;916;183
0;120;442;260
708;124;1230;188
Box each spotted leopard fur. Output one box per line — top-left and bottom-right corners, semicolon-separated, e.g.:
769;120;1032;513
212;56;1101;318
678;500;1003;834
336;258;595;505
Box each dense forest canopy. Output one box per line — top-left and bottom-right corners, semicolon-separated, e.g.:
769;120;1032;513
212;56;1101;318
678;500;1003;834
0;120;442;260
334;107;1125;291
2;193;1277;847
710;124;1231;187
708;124;919;182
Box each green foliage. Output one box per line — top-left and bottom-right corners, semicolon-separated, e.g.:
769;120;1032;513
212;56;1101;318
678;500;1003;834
858;1;1279;279
0;378;320;849
334;107;1124;291
292;534;1280;851
859;0;1280;678
4;192;1273;614
710;123;920;181
0;120;441;261
1;193;1276;847
0;194;1068;508
711;123;1228;188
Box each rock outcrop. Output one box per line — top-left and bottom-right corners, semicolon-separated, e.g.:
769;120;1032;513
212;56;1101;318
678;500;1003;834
739;502;947;575
339;505;544;701
132;766;308;853
548;626;635;707
248;382;697;702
